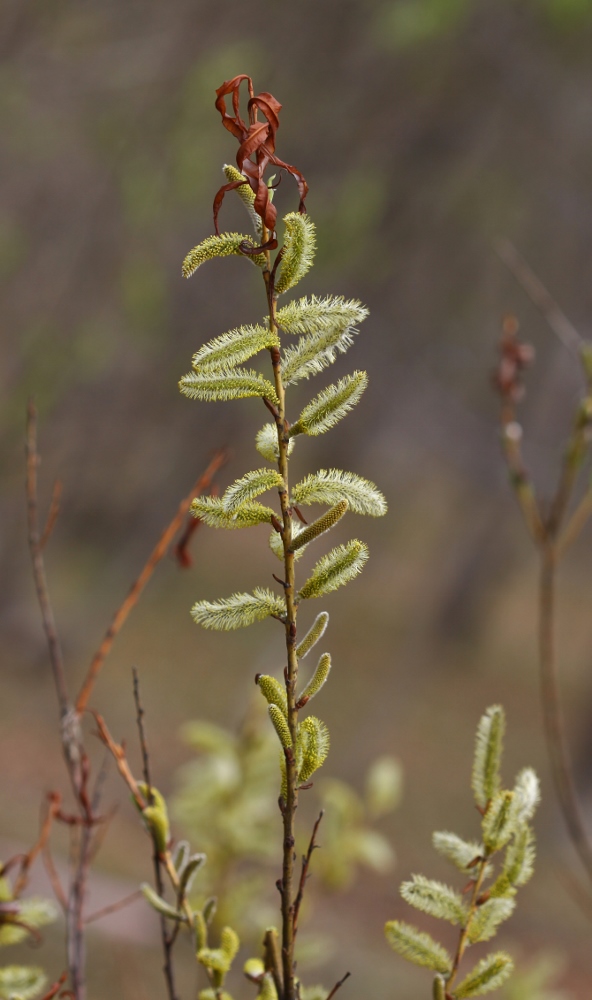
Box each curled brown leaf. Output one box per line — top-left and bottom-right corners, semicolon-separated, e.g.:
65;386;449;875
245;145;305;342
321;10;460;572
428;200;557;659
213;75;308;238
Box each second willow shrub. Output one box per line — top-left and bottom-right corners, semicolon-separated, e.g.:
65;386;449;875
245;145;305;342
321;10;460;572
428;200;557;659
386;706;540;999
178;74;386;1000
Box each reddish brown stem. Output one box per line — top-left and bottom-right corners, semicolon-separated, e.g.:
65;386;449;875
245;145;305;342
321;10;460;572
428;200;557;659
76;450;227;714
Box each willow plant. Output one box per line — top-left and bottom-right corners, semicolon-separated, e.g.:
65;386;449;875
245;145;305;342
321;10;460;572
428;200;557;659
178;75;386;1000
385;706;540;999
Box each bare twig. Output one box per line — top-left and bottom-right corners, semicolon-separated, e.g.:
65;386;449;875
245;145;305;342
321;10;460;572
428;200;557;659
539;548;592;884
175;481;221;568
92;713;145;810
292;811;323;940
13;792;61;897
39;973;69;1000
85;890;143;925
26;401;69;715
132;668;180;1000
325;971;351;1000
40;479;63;550
496;239;585;360
76;449;228;714
132;669;153;795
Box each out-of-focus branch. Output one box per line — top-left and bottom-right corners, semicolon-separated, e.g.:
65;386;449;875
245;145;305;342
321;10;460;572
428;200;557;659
76;449;228;715
496;239;585;360
26;401;70;716
494;311;592;898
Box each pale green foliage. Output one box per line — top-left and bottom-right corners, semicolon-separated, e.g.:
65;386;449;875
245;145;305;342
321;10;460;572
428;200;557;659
269;704;292;749
385;921;452;975
192;325;279;372
256;973;278;1000
275;213;316;295
137;782;170;853
490;825;535;897
400;875;467;926
434;976;446;1000
482;791;516;852
173;710;397;938
472;705;505;809
198;925;240;993
255;423;295;463
173;713;280;936
298;540;369;600
0;893;57;948
243;957;265;981
192;588;285;630
432;831;484;873
183;232;266;278
179;368;279;405
387;706;540;998
290;372;368;436
365;756;403;818
296;612;329;659
455;953;514;998
179;853;207;896
297;653;331;705
292;469;387;516
199;991;233;1000
223;165;262;235
141;883;187;922
222;469;284;514
276;295;368;337
256;675;288;717
0;966;47;1000
299;987;328;1000
291;501;348;551
512;768;540;824
317;770;397;887
0;873;56;1000
192;496;274;529
281;325;357;385
298;715;330;782
467;898;516;944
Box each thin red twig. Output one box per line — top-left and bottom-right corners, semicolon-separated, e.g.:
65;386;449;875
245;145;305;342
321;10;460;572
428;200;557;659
292;811;323;940
76;449;228;714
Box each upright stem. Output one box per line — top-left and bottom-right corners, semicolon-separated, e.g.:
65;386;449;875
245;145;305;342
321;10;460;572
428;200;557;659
263;263;298;1000
538;543;592;883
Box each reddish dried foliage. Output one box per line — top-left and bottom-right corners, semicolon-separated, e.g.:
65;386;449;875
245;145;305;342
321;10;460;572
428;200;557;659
213;75;308;236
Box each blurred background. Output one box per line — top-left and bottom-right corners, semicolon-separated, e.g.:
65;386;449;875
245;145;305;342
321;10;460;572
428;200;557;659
3;0;592;995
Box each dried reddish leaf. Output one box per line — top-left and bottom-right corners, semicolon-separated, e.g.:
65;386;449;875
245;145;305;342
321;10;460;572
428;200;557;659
213;75;308;238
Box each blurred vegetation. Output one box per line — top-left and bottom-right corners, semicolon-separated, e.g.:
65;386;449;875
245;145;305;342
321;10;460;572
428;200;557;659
172;708;400;949
4;0;592;996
